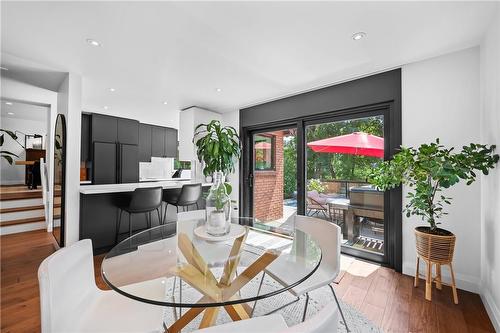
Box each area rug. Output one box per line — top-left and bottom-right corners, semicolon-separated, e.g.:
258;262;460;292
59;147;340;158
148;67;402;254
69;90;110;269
162;272;383;333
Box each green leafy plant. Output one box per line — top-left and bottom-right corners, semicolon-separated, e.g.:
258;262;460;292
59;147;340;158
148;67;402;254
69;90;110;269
307;178;326;193
0;129;20;164
193;120;241;195
369;139;498;232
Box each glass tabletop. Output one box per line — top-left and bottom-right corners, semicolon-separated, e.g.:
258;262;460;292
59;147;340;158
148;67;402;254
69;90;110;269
101;218;322;308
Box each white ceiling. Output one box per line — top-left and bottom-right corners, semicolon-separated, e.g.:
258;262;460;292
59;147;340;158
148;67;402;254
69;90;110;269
0;99;48;122
1;1;497;126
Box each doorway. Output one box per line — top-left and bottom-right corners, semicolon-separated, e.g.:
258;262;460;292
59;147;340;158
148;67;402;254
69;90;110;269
242;104;401;268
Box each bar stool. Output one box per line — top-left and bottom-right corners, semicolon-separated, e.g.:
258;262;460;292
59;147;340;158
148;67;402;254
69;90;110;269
115;187;163;243
162;183;202;222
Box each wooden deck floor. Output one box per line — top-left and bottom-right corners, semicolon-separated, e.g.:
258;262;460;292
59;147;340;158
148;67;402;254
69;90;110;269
0;229;495;333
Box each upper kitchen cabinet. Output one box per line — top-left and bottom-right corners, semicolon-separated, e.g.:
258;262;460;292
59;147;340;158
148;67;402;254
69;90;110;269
91;114;117;143
81;113;91;162
117;118;139;145
165;128;178;158
151;126;165;157
139;123;152;162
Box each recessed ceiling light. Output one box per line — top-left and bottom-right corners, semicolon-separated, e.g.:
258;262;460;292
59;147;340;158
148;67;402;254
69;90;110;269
86;38;101;47
0;66;8;71
163;101;168;105
215;88;222;92
5;102;13;106
103;106;109;110
352;32;367;41
108;88;116;92
7;112;14;115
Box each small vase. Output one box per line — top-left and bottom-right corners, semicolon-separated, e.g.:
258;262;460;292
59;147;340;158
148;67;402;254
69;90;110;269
205;171;231;236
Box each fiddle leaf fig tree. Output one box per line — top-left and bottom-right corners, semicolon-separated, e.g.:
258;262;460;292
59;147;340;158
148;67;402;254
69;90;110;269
193;120;241;194
369;139;498;232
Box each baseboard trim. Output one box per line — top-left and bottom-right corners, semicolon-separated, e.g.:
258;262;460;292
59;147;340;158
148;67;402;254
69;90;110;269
481;289;500;332
403;262;480;293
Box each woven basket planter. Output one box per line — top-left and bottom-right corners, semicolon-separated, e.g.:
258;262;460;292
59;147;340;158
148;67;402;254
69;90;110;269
415;226;456;263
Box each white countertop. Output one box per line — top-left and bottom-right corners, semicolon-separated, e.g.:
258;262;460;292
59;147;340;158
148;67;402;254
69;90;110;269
80;180;212;195
139;177;192;182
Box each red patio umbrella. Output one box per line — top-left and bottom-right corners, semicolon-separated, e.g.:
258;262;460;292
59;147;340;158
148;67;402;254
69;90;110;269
254;141;272;150
307;132;384;158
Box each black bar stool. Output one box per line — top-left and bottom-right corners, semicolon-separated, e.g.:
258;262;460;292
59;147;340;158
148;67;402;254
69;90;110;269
162;183;202;222
116;186;163;243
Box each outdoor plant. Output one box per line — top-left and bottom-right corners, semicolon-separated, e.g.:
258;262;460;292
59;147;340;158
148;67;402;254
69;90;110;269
369;139;498;233
307;178;326;193
193;120;241;194
0;129;19;164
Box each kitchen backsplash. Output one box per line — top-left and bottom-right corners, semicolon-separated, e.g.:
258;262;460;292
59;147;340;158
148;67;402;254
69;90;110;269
139;157;174;180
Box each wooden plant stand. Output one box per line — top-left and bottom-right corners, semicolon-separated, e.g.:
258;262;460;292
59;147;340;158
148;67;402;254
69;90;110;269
414;228;458;304
166;231;279;333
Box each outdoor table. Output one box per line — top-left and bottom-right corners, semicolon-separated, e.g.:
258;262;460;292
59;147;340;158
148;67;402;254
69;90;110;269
326;198;356;240
101;218;322;333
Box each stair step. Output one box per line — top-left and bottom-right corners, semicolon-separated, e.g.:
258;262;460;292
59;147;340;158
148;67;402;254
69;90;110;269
0;215;60;227
0;203;60;214
0;191;43;201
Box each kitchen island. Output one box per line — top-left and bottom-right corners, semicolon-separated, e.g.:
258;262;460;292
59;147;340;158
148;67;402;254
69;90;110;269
80;180;212;253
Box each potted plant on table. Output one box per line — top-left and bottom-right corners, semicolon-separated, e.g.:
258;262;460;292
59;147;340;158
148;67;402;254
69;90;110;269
193;120;241;236
369;139;498;303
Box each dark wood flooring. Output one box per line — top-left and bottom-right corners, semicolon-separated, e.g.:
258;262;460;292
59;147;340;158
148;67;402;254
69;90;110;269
0;229;495;333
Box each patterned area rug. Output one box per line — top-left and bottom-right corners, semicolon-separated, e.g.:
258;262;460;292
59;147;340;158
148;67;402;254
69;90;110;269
162;272;383;333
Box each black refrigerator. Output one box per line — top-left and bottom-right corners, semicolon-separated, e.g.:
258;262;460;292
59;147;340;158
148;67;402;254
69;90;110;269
93;142;139;184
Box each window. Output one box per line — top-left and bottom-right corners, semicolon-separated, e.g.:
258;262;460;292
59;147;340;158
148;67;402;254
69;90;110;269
254;134;275;170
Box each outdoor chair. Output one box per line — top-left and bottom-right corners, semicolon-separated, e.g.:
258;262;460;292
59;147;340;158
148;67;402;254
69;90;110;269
306;190;329;219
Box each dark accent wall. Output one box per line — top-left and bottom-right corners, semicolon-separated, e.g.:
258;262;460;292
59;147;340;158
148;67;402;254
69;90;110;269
239;69;402;272
240;69;401;127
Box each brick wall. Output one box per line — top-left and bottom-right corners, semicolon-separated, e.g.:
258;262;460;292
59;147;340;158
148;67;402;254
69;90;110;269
254;130;284;222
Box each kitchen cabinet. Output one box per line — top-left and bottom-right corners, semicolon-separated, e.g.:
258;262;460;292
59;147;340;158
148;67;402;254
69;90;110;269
93;142;117;184
139;123;152;162
165;128;178;157
81;113;91;162
91;114;117;143
117;118;139;145
151;126;165;157
119;144;139;183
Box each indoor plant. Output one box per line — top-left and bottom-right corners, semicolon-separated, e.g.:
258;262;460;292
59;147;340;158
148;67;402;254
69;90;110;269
193;120;241;235
369;139;498;301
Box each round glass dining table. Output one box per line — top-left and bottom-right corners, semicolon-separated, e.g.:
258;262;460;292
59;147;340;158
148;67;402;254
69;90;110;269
101;218;322;333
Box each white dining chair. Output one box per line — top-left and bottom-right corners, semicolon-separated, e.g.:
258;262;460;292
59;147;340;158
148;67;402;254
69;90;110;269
192;302;339;333
255;215;349;331
38;239;166;333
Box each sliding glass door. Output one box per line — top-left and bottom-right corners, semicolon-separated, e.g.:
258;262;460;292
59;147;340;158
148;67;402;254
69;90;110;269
242;105;400;267
305;115;386;259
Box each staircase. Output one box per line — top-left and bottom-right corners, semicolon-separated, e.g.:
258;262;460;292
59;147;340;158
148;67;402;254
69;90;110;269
0;186;60;235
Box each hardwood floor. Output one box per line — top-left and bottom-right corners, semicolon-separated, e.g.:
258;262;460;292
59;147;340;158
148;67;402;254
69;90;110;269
1;229;495;333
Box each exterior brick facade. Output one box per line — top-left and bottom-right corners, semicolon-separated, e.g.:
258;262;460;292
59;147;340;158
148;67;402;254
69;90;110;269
254;130;284;222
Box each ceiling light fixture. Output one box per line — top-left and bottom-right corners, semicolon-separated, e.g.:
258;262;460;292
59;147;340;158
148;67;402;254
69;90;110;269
215;88;222;92
103;106;109;110
86;38;101;47
5;102;13;106
352;32;367;41
7;112;14;115
0;66;8;71
108;88;116;92
163;101;168;105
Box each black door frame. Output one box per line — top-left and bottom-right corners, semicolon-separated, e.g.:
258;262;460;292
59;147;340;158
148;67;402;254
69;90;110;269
240;102;402;271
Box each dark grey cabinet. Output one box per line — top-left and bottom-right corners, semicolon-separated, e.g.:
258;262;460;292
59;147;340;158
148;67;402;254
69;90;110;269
93;142;117;184
91;114;117;143
139;124;152;162
151;126;165;157
119;144;139;183
165;128;178;157
117;118;139;145
81;113;91;162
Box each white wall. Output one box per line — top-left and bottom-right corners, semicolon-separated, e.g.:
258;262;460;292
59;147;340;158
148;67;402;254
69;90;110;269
402;47;481;292
57;73;82;246
0;76;57;232
0;116;48;184
480;5;500;331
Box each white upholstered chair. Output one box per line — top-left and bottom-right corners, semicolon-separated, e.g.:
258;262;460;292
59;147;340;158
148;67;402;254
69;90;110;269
256;215;349;331
38;239;165;333
192;302;339;333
